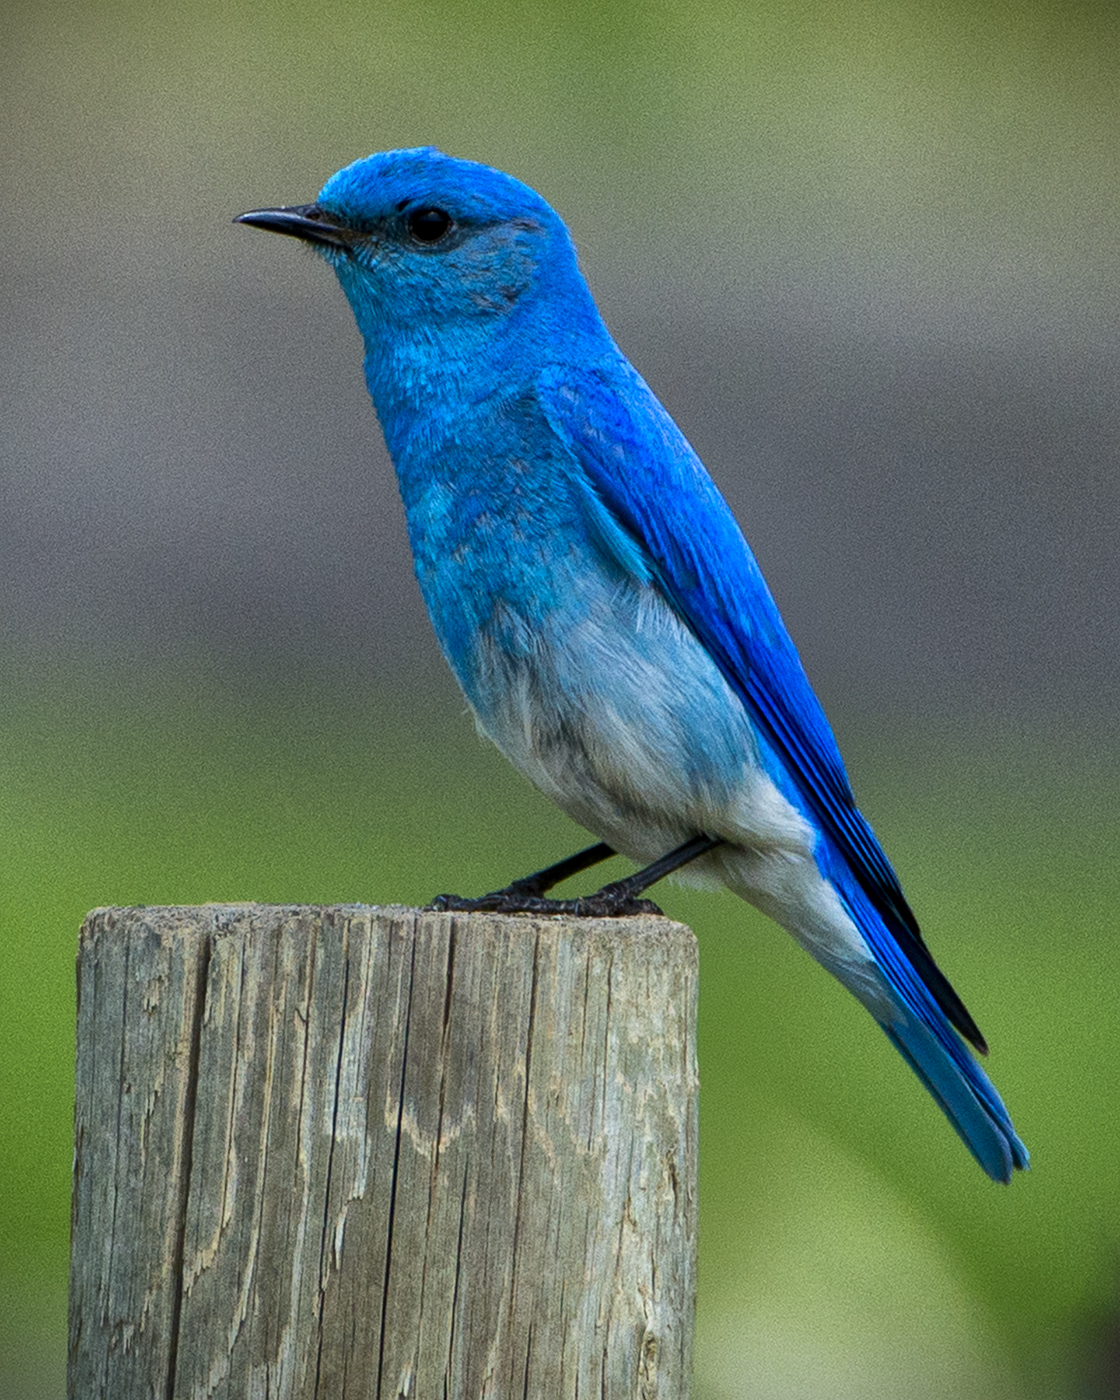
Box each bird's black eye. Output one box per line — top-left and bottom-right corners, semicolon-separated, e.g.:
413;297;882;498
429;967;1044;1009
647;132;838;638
407;207;453;244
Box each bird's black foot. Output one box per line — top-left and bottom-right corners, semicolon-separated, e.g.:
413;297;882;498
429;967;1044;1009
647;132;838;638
424;887;663;918
426;833;724;919
425;841;622;915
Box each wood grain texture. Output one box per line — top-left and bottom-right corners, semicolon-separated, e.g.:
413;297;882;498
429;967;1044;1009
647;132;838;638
69;904;698;1399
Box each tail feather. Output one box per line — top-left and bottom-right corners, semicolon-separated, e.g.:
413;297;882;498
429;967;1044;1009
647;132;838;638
823;851;1028;1182
883;1018;1029;1183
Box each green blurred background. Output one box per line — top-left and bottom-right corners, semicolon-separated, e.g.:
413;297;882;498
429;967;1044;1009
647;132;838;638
3;2;1119;1396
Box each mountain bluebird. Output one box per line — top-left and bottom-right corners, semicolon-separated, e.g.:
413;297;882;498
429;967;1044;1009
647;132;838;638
238;148;1027;1182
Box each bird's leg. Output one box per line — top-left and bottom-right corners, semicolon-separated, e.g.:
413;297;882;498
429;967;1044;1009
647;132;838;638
568;833;725;916
426;834;724;917
497;841;618;900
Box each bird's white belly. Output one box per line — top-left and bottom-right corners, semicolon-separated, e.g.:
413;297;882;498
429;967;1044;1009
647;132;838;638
464;584;889;1010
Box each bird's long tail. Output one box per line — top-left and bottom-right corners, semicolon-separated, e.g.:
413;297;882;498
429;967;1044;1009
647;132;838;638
821;858;1029;1183
881;1013;1029;1183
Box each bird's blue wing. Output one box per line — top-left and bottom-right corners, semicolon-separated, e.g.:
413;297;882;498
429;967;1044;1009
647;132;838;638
538;361;1028;1181
538;361;983;1048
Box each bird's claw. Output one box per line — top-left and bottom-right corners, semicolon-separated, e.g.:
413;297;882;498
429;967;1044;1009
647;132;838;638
424;890;662;918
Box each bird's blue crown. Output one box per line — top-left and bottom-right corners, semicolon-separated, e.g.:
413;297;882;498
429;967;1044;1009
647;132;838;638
317;147;559;231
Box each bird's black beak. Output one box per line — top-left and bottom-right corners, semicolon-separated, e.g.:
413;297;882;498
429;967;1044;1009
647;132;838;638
235;203;353;250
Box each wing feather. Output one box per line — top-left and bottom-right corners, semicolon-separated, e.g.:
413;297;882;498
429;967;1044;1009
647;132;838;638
538;361;986;1052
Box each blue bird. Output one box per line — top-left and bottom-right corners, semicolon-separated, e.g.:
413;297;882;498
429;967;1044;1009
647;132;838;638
238;147;1028;1182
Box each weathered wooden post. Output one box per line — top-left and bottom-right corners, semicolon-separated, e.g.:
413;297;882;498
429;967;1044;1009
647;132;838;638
69;904;698;1398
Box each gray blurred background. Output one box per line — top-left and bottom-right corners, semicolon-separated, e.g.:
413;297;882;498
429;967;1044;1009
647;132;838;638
5;0;1117;718
3;3;1119;1398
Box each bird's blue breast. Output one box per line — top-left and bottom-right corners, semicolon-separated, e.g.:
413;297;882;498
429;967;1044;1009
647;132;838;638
382;382;777;835
388;387;619;679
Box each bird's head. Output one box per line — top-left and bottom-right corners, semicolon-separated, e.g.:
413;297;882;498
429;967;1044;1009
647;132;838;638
237;148;601;365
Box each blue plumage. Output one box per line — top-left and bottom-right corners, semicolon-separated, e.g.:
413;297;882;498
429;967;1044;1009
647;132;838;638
238;147;1027;1181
